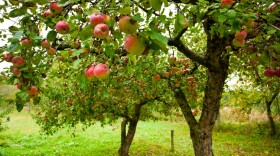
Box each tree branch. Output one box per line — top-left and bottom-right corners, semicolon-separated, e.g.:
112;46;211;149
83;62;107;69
169;0;198;5
168;28;207;67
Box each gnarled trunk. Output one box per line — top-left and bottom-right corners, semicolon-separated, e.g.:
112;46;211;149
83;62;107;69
266;92;278;136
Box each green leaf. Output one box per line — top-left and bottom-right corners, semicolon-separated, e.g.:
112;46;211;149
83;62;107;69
102;86;108;97
25;0;49;4
9;8;26;17
47;31;57;42
118;7;131;14
80;74;87;89
105;46;114;57
131;15;144;22
149;0;162;11
72;49;83;57
73;59;81;69
161;0;168;7
79;25;92;40
218;15;227;23
127;54;137;65
227;10;236;18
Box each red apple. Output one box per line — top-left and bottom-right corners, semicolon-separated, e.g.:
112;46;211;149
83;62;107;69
21;38;32;47
103;14;111;24
3;52;13;62
90;13;104;27
264;67;276;77
235;30;247;40
124;34;146;55
232;38;245;47
72;40;81;49
27;86;39;97
154;74;161;80
47;47;56;55
93;23;109;39
163;72;171;78
118;16;139;34
12;56;25;68
12;67;21;75
41;40;50;48
43;10;52;18
168;56;176;65
16;83;21;89
85;65;95;80
93;63;110;79
50;2;63;14
275;69;280;78
56;21;70;34
220;0;233;8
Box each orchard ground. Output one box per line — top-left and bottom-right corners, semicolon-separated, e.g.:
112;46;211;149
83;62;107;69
0;107;279;156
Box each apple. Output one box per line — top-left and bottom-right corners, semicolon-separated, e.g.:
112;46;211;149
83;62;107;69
232;38;245;47
21;38;32;47
93;23;110;39
264;67;276;77
47;47;56;55
124;34;146;55
94;63;110;79
41;40;50;48
12;56;25;67
43;10;52;18
85;65;95;80
235;30;247;40
220;0;233;8
181;19;189;28
168;56;176;65
3;52;13;62
247;45;254;51
50;2;63;15
56;21;70;34
268;4;277;12
163;72;171;78
16;83;21;89
12;67;21;75
27;86;39;96
275;69;280;78
72;40;81;49
103;14;111;24
154;74;161;80
75;8;83;14
90;13;104;27
118;16;139;34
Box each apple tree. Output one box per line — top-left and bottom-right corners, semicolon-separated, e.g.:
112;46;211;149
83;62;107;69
0;0;280;156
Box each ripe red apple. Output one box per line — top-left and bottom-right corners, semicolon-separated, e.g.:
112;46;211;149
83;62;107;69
220;0;233;8
93;63;110;79
235;30;247;40
168;56;176;65
43;10;52;18
16;83;21;89
21;38;32;47
124;34;146;55
93;23;109;39
275;69;280;78
12;67;21;75
3;52;13;62
12;56;25;67
154;74;161;80
264;67;276;77
118;16;139;34
56;21;70;34
232;38;245;47
47;47;56;55
27;86;39;97
41;40;50;48
85;65;95;80
50;2;63;14
90;13;104;27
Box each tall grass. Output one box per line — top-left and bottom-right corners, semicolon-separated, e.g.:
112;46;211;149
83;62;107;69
0;108;279;156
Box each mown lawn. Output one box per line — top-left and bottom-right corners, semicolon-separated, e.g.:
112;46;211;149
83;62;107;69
0;108;279;156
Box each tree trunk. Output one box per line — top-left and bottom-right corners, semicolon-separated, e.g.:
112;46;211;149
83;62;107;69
118;104;142;156
266;92;278;136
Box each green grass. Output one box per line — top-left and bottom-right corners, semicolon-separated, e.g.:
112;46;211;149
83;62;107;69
0;108;279;156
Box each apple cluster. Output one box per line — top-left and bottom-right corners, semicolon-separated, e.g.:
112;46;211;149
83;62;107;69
232;30;247;47
90;13;111;39
85;63;110;80
264;67;280;78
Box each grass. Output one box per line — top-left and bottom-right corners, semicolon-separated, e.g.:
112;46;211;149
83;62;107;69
0;108;280;156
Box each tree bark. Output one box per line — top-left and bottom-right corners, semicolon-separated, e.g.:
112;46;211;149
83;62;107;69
266;92;278;136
